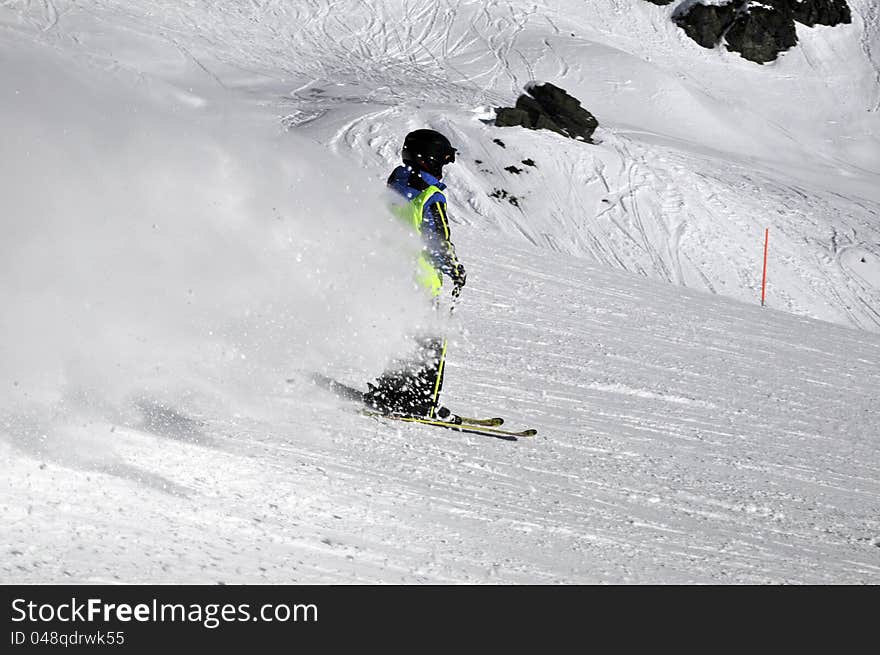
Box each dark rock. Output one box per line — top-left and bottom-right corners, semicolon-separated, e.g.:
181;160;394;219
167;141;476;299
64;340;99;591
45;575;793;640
504;165;524;174
495;82;598;142
789;0;851;27
496;108;531;129
643;0;675;4
492;138;506;148
490;188;521;207
674;2;742;49
725;4;798;64
671;0;851;64
521;158;537;167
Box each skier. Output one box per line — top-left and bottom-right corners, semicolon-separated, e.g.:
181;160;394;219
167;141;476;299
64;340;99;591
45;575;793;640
362;129;467;422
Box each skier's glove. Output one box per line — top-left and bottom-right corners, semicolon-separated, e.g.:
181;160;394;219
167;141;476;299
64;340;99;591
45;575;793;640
450;262;466;298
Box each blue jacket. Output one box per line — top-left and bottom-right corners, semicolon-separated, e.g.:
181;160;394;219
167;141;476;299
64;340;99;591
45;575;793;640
386;165;460;278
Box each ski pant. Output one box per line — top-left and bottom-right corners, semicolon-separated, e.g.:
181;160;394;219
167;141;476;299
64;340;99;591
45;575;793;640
363;336;447;417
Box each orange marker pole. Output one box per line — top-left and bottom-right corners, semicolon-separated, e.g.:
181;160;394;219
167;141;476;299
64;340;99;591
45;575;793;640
761;228;769;307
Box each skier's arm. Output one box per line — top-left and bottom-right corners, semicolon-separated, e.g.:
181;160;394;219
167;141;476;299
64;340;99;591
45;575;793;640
423;200;466;290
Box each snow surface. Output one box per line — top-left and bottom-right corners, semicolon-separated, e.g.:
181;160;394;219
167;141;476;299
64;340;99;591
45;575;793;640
1;0;879;583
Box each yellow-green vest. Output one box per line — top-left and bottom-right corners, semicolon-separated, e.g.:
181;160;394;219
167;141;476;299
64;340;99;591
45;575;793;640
394;186;444;297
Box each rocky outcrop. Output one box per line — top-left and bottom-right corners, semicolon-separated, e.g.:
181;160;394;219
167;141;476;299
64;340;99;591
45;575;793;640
673;2;742;49
790;0;852;27
725;3;799;64
495;83;598;143
643;0;675;5
670;0;851;64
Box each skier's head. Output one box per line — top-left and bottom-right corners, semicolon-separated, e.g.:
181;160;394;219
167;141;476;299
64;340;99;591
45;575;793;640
401;129;457;178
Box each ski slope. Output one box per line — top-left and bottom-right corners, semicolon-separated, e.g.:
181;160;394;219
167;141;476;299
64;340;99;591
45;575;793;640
1;1;879;583
6;0;877;327
4;236;879;584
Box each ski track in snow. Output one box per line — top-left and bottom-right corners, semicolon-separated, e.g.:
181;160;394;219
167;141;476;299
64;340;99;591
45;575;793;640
4;0;878;330
4;242;879;584
855;0;880;113
2;0;880;584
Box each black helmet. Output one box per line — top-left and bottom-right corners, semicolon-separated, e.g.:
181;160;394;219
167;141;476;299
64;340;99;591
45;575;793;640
401;129;457;177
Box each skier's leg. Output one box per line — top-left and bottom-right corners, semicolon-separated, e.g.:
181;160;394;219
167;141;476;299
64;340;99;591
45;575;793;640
423;337;447;419
364;337;440;415
362;371;408;413
402;336;453;420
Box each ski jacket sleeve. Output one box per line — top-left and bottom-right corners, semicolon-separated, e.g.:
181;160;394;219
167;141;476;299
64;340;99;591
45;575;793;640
422;199;465;286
